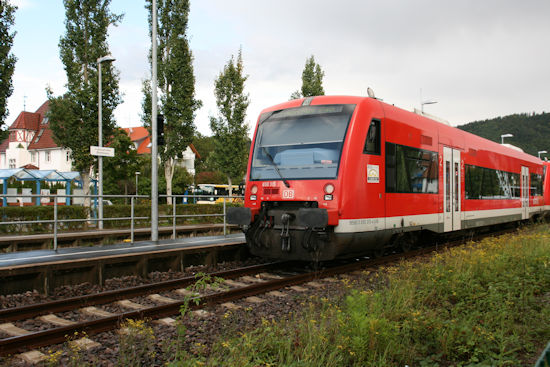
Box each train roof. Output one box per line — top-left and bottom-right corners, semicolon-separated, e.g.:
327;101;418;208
260;95;542;166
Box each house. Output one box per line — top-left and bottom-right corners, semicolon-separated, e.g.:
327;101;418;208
123;126;199;175
0;101;73;171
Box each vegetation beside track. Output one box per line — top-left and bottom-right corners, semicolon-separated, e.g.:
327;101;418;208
173;225;550;366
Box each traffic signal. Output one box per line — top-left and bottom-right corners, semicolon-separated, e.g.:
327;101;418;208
157;114;165;146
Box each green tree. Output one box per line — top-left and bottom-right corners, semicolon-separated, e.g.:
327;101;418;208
0;0;17;127
290;55;325;99
103;129;141;202
143;0;202;204
48;0;122;207
209;49;250;195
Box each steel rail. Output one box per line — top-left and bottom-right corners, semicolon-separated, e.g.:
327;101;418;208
0;262;286;322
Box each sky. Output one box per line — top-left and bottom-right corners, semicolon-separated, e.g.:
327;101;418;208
5;0;550;137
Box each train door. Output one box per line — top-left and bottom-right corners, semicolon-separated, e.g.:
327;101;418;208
521;166;529;219
443;147;461;232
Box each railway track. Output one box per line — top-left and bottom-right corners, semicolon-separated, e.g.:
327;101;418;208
0;227;518;358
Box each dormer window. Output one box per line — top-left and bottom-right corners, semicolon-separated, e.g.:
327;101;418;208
41;117;49;125
34;129;44;143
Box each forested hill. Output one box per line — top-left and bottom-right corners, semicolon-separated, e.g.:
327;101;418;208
457;112;550;157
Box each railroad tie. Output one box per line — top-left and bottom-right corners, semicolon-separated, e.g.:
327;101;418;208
0;322;31;336
80;306;115;318
39;314;76;327
240;276;266;283
192;310;211;318
267;290;287;298
258;273;284;280
18;350;47;364
245;296;266;304
175;288;200;298
305;281;324;288
70;337;101;351
117;299;146;310
223;279;247;288
148;294;179;304
155;317;177;326
221;302;242;310
289;285;308;292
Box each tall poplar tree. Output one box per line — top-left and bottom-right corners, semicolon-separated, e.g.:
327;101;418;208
210;49;250;195
0;0;17;127
143;0;201;204
290;55;325;99
48;0;122;208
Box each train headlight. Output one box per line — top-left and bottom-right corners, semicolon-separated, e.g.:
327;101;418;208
324;184;335;194
250;185;258;194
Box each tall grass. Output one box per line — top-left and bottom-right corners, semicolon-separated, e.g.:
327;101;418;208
168;225;550;366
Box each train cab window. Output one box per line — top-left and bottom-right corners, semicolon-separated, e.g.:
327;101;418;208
363;120;381;155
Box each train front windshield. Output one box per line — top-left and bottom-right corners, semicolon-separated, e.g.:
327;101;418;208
250;104;355;181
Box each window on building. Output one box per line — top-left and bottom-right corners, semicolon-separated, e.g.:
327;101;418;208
31;152;36;162
386;142;438;193
45;151;51;162
363;120;381;155
465;165;520;199
9;159;16;169
66;151;70;161
34;129;45;144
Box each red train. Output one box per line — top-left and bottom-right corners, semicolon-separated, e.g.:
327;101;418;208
227;95;550;261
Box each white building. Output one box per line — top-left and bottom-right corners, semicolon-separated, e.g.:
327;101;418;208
0;101;73;171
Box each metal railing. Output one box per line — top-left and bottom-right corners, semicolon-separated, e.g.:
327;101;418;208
0;193;243;251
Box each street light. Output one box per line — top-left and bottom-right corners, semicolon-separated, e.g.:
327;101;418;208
538;150;547;159
97;54;116;230
500;133;513;144
135;171;141;195
421;100;437;113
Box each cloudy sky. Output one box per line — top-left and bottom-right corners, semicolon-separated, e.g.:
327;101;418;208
5;0;550;136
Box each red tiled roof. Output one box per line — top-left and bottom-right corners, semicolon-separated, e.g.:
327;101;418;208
122;126;200;159
0;138;8;153
123;126;149;142
10;111;40;131
22;164;39;169
137;136;151;154
28;124;57;150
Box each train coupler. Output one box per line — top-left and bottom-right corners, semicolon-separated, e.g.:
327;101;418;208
280;213;294;252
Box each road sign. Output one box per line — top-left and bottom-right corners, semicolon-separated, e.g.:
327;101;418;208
90;146;115;157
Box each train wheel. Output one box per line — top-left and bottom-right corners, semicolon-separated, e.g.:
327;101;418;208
372;247;385;258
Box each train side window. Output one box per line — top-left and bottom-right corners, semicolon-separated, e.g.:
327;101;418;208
385;142;438;194
363;120;381;155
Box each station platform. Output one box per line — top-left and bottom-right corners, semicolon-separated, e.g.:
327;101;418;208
0;233;247;295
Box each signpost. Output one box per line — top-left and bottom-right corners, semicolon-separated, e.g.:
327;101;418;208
90;146;115;157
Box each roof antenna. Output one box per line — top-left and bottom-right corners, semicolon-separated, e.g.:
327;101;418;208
23;95;27;111
367;87;375;99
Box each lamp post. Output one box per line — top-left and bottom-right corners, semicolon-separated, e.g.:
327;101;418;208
97;55;116;230
500;133;513;144
421;100;437;113
538;150;547;159
135;171;141;195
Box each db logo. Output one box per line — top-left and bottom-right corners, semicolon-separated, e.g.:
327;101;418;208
282;189;295;199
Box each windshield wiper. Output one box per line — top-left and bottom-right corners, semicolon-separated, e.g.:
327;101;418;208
261;147;290;188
